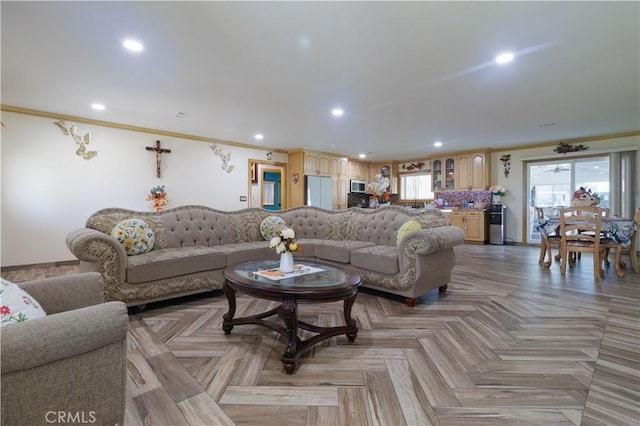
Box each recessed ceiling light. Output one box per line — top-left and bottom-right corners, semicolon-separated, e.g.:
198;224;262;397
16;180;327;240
434;141;443;147
495;52;514;65
331;108;344;117
254;133;264;140
359;153;366;159
123;39;144;52
91;103;105;111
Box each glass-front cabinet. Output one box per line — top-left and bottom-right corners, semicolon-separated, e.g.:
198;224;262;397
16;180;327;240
432;157;456;191
432;159;443;191
444;157;456;189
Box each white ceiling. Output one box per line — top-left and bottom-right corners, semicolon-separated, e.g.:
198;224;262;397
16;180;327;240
2;1;639;161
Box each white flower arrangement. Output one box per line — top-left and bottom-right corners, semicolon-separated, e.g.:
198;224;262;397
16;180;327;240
489;185;506;196
269;227;300;254
368;174;390;201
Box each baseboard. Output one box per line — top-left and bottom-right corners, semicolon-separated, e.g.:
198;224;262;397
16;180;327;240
0;259;80;272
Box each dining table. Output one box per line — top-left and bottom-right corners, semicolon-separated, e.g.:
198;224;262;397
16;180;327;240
537;215;638;275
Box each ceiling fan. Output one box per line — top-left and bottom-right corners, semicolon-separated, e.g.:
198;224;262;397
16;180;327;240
546;165;570;173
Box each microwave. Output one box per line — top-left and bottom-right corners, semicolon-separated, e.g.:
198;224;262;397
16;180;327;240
350;179;367;193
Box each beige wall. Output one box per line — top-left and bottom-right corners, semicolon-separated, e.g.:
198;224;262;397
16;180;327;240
0;111;287;266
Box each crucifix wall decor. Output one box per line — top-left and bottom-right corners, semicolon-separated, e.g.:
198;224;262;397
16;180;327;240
146;140;172;177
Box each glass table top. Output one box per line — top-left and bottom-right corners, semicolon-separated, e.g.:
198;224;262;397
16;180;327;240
232;260;351;288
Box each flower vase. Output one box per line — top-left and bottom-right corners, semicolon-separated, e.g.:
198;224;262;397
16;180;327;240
493;194;501;204
279;252;294;273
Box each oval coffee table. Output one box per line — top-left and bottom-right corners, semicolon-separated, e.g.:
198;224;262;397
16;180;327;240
222;260;361;374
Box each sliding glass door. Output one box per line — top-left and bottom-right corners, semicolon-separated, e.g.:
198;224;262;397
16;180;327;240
527;156;609;243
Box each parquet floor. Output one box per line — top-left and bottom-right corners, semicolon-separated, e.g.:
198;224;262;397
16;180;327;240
3;244;639;425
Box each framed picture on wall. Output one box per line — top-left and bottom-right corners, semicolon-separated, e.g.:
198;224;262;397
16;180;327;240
251;162;258;183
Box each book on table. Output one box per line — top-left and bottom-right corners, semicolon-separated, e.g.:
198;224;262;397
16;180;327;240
254;264;324;281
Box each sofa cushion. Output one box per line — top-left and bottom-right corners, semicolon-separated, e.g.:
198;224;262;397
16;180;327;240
260;216;286;240
223;241;278;265
87;212;167;249
315;240;375;263
0;279;47;326
397;220;422;246
351;245;400;275
111;218;155;255
126;246;227;283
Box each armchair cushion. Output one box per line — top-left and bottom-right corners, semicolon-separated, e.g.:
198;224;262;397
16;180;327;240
0;279;46;327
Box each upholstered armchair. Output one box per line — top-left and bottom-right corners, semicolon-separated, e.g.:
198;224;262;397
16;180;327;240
1;273;128;426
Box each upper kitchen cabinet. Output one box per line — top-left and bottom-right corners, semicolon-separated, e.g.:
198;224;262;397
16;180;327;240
456;152;488;190
348;160;369;181
330;156;348;177
432;157;456;191
304;151;331;176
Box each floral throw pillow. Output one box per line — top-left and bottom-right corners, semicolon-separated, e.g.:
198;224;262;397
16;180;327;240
0;278;47;327
111;218;155;255
260;216;286;240
396;220;422;246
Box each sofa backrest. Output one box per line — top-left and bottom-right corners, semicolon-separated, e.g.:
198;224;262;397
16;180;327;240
86;205;449;249
279;207;352;240
351;207;450;246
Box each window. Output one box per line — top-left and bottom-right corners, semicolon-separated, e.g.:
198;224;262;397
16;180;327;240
400;173;433;201
527;156;610;243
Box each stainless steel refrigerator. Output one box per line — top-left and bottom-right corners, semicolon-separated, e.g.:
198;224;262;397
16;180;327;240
304;175;333;209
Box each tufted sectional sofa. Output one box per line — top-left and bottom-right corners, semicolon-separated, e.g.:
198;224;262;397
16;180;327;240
66;205;464;307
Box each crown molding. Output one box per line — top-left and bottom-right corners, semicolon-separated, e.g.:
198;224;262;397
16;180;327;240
0;104;288;154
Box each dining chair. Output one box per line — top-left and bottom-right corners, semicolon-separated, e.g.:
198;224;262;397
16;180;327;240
536;207;561;268
559;206;621;279
620;207;640;273
576;207;611;264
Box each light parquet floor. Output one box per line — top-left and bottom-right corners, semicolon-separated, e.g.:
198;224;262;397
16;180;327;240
3;244;639;425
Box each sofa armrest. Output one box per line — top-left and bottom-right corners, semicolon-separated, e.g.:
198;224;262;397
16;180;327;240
66;228;127;295
1;301;128;374
17;272;104;314
399;225;465;264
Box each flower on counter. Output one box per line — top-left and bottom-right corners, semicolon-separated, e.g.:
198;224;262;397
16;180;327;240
269;227;301;254
489;185;506;196
368;174;390;202
146;185;168;211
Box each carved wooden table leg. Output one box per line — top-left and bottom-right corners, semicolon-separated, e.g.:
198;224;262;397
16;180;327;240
280;297;300;374
222;281;237;335
343;294;358;342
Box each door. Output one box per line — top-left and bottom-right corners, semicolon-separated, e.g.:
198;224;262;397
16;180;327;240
526;157;609;244
262;171;282;211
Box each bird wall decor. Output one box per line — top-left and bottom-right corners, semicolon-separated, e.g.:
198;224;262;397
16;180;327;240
54;119;97;160
211;144;235;173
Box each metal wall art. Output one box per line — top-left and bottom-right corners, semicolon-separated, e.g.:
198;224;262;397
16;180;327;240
211;144;235;173
54;119;97;160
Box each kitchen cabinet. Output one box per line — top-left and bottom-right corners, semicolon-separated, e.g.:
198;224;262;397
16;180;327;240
331;157;348;177
332;176;348;209
432;157;456;191
348;160;369;181
456;152;487;190
304;152;331;176
448;210;487;243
